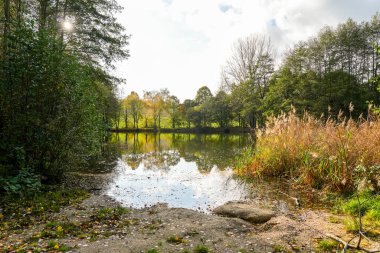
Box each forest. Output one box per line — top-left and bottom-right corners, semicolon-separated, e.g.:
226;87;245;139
118;14;380;130
0;0;128;189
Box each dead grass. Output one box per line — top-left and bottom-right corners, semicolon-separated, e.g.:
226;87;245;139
239;107;380;192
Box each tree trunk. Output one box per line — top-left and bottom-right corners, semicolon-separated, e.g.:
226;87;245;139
39;0;49;30
3;0;10;49
124;109;128;128
60;0;68;42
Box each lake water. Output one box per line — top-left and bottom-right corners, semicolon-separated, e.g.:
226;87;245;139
88;133;302;213
105;133;256;213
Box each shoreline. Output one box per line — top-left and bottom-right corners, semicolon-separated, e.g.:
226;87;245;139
108;127;252;134
2;188;369;253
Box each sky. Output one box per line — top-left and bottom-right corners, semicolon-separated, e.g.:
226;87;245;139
114;0;380;101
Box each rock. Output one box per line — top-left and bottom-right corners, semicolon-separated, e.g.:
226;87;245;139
213;202;275;223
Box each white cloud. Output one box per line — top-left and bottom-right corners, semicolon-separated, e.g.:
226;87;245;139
115;0;380;101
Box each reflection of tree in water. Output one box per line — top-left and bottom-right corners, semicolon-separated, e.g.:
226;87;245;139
142;150;180;170
109;133;253;172
173;134;252;172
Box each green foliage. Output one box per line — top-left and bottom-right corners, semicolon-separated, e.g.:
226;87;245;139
317;239;339;252
92;207;129;222
146;249;160;253
264;15;380;119
336;191;380;235
340;191;380;220
235;147;255;173
193;245;211;253
0;0;128;187
273;245;291;253
0;167;41;195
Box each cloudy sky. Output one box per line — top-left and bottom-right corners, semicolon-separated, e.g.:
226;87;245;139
115;0;380;101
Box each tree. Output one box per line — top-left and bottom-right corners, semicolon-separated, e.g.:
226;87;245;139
211;91;232;127
264;15;380;119
126;92;142;129
195;86;213;105
222;34;275;128
166;95;180;128
182;99;195;128
120;98;128;128
194;86;213;127
157;89;169;129
143;91;161;129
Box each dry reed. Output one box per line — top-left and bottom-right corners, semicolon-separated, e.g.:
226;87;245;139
240;108;380;192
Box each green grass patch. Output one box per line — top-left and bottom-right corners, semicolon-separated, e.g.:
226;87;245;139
91;206;129;222
193;244;211;253
317;239;339;252
273;245;291;253
337;191;380;236
146;249;160;253
0;186;89;219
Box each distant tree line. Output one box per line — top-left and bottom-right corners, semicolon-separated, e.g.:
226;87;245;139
118;86;235;130
0;0;128;188
119;14;379;130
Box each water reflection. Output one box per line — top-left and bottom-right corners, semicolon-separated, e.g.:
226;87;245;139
106;133;254;212
109;133;251;172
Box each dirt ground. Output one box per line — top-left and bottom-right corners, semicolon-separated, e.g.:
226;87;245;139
2;192;379;253
60;194;362;253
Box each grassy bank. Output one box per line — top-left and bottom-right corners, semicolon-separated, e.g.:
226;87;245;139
237;109;380;193
0;187;131;252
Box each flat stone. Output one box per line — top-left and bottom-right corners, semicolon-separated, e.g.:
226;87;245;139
213;202;275;223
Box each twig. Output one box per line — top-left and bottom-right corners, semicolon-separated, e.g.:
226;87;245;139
278;191;300;207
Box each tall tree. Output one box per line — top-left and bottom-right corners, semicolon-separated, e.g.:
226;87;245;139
222;34;274;128
126;91;142;129
166;95;180;129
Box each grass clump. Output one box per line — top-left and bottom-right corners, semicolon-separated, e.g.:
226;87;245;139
146;249;159;253
273;244;291;253
317;239;339;252
193;244;211;253
166;235;188;244
47;240;72;251
237;109;380;192
92;207;129;222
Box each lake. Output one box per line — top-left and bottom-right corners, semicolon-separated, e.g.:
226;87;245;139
81;132;305;214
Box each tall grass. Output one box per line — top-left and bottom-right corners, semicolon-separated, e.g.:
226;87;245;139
238;108;380;192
